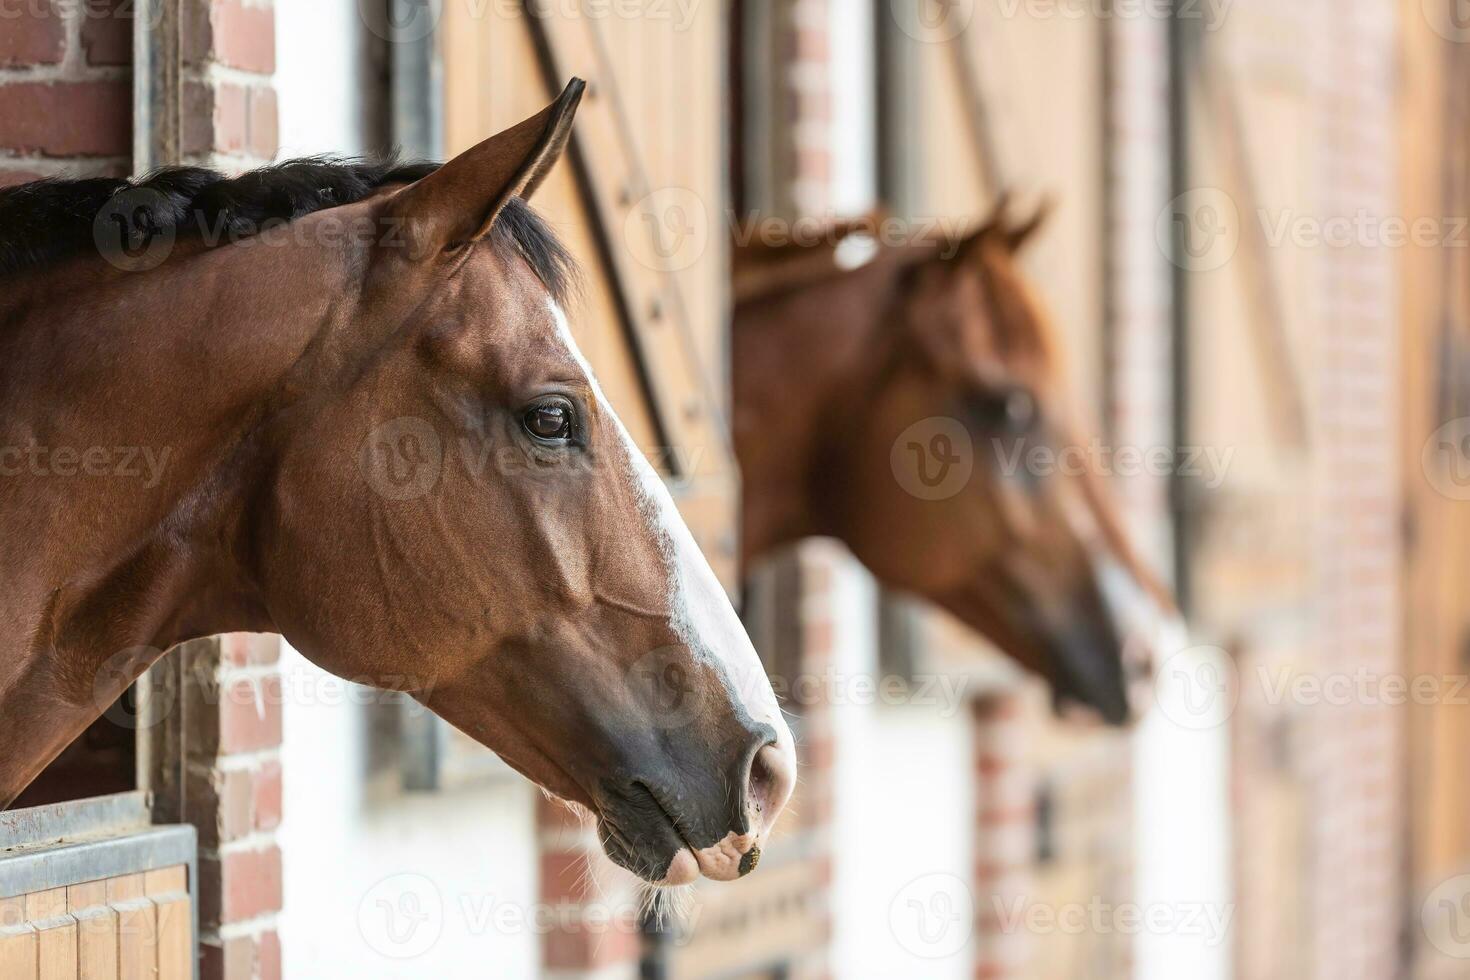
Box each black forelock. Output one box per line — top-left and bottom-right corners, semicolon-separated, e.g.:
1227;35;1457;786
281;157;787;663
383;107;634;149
485;190;579;305
0;155;578;302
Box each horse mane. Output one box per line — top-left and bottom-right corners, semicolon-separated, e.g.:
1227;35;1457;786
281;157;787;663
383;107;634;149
0;156;577;302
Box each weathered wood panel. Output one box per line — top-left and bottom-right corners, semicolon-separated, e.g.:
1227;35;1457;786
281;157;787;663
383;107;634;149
442;0;738;587
0;795;196;980
0;866;192;980
1401;3;1470;977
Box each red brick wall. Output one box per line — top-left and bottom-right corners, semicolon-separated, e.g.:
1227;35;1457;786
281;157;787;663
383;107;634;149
971;696;1037;980
1305;4;1403;978
779;2;836;971
534;798;641;979
164;634;284;980
1105;14;1175;569
0;0;278;181
790;544;838;979
782;0;831;216
0;0;133;183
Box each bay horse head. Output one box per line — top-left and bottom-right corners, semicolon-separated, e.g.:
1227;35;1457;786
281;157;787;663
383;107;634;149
0;80;794;886
733;205;1171;723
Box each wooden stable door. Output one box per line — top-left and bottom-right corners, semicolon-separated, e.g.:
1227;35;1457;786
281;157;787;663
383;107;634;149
441;0;738;589
0;794;197;980
1401;4;1470;976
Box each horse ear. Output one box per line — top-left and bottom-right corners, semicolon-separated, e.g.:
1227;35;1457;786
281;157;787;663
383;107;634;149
390;78;585;259
952;193;1052;260
1003;196;1053;252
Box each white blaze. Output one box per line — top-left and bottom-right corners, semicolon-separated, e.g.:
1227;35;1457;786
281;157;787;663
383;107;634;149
546;301;791;747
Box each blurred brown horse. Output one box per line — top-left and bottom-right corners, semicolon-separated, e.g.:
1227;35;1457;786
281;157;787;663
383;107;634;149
0;81;794;885
732;209;1169;722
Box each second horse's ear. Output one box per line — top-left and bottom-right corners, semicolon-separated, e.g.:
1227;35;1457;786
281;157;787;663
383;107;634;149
1002;196;1053;253
953;193;1054;262
389;78;585;260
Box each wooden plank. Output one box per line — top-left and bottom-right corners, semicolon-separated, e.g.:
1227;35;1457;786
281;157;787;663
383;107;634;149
35;918;77;980
73;907;119;980
69;878;119;980
152;895;190;980
1399;0;1470;912
114;899;156;980
103;875;143;904
24;888;68;921
22;886;76;980
146;868;191;980
0;894;26;923
65;882;107;913
0;923;38;980
141;867;186;897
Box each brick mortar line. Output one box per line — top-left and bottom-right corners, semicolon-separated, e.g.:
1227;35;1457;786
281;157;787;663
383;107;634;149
59;0;83;74
201;831;280;858
201;152;276;171
208;747;283;770
205;913;280;943
187;61;275;89
0;66;130;82
186;752;282;782
0;154;129;169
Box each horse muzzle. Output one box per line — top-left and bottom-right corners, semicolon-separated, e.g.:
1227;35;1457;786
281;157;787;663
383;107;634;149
593;725;795;885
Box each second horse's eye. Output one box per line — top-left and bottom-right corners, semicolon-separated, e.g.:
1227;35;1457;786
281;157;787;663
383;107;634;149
523;402;574;442
973;384;1037;434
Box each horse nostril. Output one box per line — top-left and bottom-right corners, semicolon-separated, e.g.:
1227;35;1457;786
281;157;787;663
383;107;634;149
749;746;772;810
744;741;795;839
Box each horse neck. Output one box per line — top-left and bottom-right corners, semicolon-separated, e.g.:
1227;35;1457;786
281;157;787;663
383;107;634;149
732;257;902;565
0;241;348;804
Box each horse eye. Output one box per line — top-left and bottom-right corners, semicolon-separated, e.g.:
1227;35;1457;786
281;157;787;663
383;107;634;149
523;401;574;442
1001;388;1036;429
974;385;1036;432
